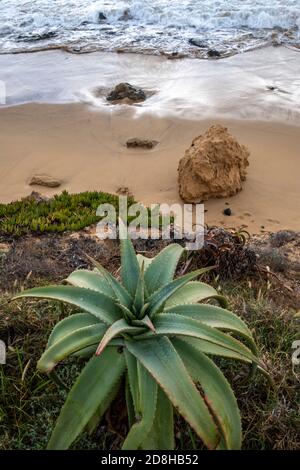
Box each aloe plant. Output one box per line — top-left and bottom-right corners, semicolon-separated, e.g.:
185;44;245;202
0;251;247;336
13;224;267;450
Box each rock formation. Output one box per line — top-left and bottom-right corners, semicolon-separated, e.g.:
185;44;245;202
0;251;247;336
29;174;61;188
178;125;249;203
106;83;146;103
126;138;158;149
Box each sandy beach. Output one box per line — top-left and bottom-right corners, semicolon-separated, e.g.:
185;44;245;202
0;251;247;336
0;47;299;233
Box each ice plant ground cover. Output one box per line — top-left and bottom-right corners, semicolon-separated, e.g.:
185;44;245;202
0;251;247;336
13;223;269;450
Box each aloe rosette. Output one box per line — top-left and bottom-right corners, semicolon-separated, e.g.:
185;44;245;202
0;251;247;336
13;224;267;450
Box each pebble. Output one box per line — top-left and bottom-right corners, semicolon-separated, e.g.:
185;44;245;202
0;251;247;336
223;208;232;216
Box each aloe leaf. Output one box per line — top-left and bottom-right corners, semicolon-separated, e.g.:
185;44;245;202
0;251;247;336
71;337;124;358
144;244;184;295
126;336;220;449
132;315;156;332
164;281;228;309
137;254;153;272
148;267;214;318
48;348;125;449
85;253;132;307
140;387;174;450
66;270;116;298
164;304;256;353
13;286;121;325
125;350;139;414
122;363;157;450
133;262;145;314
117;302;136;322
173;338;242;450
38;323;107;372
86;379;120;435
147;314;261;367
119;219;140;297
96;319;144;355
47;312;100;349
182;337;253;363
125;376;136;429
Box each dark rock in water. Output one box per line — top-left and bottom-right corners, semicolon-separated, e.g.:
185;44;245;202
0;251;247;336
126;138;158;149
119;9;133;21
189;38;207;48
98;12;107;21
266;85;277;91
106;83;146;103
223;208;232;216
207;49;221;58
17;31;57;42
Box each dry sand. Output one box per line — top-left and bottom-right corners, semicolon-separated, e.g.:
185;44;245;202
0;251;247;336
0;47;299;234
0;102;299;233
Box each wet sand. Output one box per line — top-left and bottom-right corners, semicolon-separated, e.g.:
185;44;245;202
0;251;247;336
0;102;299;233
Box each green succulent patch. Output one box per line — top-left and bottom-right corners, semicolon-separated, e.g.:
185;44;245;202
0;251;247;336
0;190;134;236
13;223;269;450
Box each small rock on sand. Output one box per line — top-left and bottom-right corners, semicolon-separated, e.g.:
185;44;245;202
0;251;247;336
178;124;249;203
116;186;134;199
22;191;49;203
29;174;61;188
126;138;158;149
106;83;146;103
223;208;232;216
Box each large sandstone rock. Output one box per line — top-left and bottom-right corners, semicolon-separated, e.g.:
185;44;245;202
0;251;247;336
178;125;249;203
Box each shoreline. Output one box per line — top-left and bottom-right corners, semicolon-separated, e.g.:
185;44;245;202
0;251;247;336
0;48;299;234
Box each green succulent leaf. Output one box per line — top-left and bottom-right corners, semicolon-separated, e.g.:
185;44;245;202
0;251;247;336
122;361;158;450
125;350;139;414
126;336;220;450
133;262;145;314
47;312;100;349
96;319;144;355
147;314;261;366
119;220;140;297
164;303;256;353
173;338;242;450
181;336;254;364
132;315;156;332
144;244;184;295
140;387;174;450
147;267;214;318
86;380;120;435
85;253;132;308
66;270;116;298
38;323;107;372
137;254;153;272
13;286;121;325
48;348;125;449
165;281;228;309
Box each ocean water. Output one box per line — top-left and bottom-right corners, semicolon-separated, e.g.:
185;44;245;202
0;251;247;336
0;0;299;57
